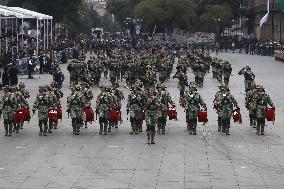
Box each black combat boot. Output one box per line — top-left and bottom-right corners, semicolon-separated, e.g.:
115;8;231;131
4;125;8;136
147;134;151;145
151;135;155;144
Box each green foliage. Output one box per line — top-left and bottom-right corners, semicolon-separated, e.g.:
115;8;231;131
199;4;233;32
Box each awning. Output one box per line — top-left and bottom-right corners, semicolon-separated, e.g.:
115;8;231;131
0;5;53;19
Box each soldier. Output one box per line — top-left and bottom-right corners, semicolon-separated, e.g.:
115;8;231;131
96;86;112;135
254;85;275;135
0;86;18;136
81;82;94;128
222;61;232;86
214;85;225;132
67;85;85;135
245;83;257;128
47;85;61;131
173;69;188;99
14;86;29;132
145;90;160;144
215;60;223;83
19;82;30;99
238;66;255;92
127;85;143;135
217;86;239;135
111;82;124;128
32;86;52;136
192;60;206;87
182;82;207;135
156;84;175;134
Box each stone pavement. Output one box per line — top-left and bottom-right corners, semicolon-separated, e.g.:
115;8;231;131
0;53;284;189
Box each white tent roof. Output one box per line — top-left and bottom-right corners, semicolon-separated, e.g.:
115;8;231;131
0;6;29;18
0;5;53;19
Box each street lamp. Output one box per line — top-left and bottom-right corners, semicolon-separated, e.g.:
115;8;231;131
214;18;221;42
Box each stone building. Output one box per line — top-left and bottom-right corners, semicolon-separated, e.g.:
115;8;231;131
244;0;284;41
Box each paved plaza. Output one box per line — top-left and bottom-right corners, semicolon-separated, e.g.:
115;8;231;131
0;53;284;189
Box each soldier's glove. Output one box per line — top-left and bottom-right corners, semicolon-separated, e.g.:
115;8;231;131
204;107;207;112
272;107;275;110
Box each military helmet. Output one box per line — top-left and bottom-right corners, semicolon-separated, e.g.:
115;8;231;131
188;82;197;89
74;85;81;91
19;82;25;87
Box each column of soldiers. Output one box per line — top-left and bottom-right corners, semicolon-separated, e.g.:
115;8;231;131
0;40;276;143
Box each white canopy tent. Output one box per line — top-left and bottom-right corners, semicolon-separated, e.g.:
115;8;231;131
0;5;53;56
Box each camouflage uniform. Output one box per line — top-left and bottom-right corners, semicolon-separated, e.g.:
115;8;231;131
182;83;207;135
14;87;29;132
245;83;257;128
67;86;85;135
173;70;188;97
254;85;274;135
96;87;112;135
238;66;255;92
192;61;206;87
157;84;175;134
0;86;18;136
111;83;124;128
222;61;232;86
145;91;160;144
218;87;238;135
127;86;143;134
32;86;52;136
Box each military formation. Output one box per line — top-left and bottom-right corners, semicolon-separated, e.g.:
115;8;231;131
0;40;276;145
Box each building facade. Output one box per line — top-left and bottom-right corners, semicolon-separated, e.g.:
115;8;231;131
244;0;284;41
89;0;107;17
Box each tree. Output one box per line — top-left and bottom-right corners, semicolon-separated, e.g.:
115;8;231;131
134;0;197;33
199;4;233;33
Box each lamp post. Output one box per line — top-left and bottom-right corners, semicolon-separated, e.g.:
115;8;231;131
214;18;221;42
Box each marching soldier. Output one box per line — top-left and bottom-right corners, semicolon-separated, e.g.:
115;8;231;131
96;86;112;135
182;83;207;135
254;85;275;135
47;85;61;131
81;82;94;128
217;86;239;135
173;69;188;98
0;86;18;136
111;82;124;128
192;60;206;87
14;86;29;132
67;85;85;135
222;61;232;86
156;84;175;134
127;85;143;135
214;85;225;132
32;86;52;136
245;83;257;128
145;89;160;144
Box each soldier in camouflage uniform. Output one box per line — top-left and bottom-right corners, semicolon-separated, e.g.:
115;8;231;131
96;86;112;135
0;86;18;136
222;61;232;86
156;84;175;134
182;83;207;135
217;86;239;135
173;69;188;98
67;85;86;135
14;86;29;132
81;82;94;128
214;85;225;132
254;85;275;135
32;86;52;136
192;60;206;87
245;83;257;128
111;82;124;128
215;60;223;83
47;85;61;131
145;90;160;144
127;85;143;135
